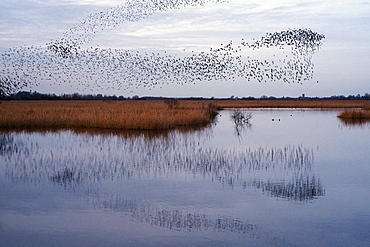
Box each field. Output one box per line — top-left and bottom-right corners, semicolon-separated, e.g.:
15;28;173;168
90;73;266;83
0;100;369;130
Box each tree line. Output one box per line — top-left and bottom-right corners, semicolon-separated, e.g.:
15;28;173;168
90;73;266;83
1;91;369;101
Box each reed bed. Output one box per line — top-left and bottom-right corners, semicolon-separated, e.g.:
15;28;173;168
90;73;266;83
209;100;369;109
2;99;369;130
0;100;218;130
337;106;370;126
337;108;370;119
338;106;370;124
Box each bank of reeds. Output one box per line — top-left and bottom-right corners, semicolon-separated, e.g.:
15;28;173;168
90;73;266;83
337;105;370;126
0;100;218;130
338;109;370;119
210;100;369;109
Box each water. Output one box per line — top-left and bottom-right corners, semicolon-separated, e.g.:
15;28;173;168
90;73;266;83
1;109;369;246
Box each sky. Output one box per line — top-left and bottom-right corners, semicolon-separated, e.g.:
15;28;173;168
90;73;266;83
0;0;369;98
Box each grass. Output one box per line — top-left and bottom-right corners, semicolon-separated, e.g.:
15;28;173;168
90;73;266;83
0;100;218;130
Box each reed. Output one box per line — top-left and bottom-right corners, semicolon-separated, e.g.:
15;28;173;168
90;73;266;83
0;100;218;130
337;108;370;119
2;99;369;130
209;100;369;109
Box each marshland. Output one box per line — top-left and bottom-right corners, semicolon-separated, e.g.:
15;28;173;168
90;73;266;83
1;102;369;246
1;99;369;130
0;100;218;130
1;0;370;245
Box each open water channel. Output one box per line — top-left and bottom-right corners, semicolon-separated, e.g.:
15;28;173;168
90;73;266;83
0;109;369;246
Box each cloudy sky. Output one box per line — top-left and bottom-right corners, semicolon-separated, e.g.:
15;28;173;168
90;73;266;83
1;0;369;97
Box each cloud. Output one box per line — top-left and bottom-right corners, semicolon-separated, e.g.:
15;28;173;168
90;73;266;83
0;1;104;46
1;0;369;97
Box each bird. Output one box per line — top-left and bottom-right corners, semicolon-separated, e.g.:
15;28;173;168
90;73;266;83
0;0;325;96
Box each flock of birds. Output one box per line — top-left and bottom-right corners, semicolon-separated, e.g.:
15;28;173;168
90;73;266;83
0;0;325;96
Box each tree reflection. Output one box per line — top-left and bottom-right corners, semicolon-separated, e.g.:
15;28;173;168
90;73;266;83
229;109;253;138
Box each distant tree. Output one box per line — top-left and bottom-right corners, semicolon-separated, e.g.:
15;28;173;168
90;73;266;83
72;93;81;100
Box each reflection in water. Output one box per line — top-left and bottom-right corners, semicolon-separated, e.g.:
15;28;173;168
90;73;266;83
338;117;370;128
2;110;369;247
50;167;83;189
248;175;325;201
0;133;21;156
230;109;253;138
0;128;324;245
91;195;263;238
0;129;324;201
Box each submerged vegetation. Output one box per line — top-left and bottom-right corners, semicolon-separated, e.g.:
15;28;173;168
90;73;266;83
0;100;218;130
230;109;253;137
230;109;252;125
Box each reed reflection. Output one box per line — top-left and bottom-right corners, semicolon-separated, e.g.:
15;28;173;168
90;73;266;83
247;175;325;201
338;117;370;128
50;167;83;189
81;194;289;245
0;133;25;157
0;128;324;201
90;195;263;238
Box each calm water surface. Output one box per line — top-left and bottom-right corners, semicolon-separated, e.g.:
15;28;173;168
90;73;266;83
1;109;369;246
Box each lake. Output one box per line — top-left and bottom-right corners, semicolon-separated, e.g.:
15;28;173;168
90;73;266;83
1;109;369;246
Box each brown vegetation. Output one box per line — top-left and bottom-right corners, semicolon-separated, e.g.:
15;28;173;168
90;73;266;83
1;99;369;130
0;100;218;130
337;108;370;119
337;104;370;126
210;100;370;109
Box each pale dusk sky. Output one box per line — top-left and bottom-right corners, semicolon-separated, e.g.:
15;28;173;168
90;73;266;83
1;0;369;97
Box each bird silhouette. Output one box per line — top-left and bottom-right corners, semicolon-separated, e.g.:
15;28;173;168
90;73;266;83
0;0;325;96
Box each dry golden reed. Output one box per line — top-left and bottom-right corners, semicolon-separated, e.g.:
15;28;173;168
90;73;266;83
1;99;369;130
210;100;369;109
337;108;370;119
0;100;218;130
